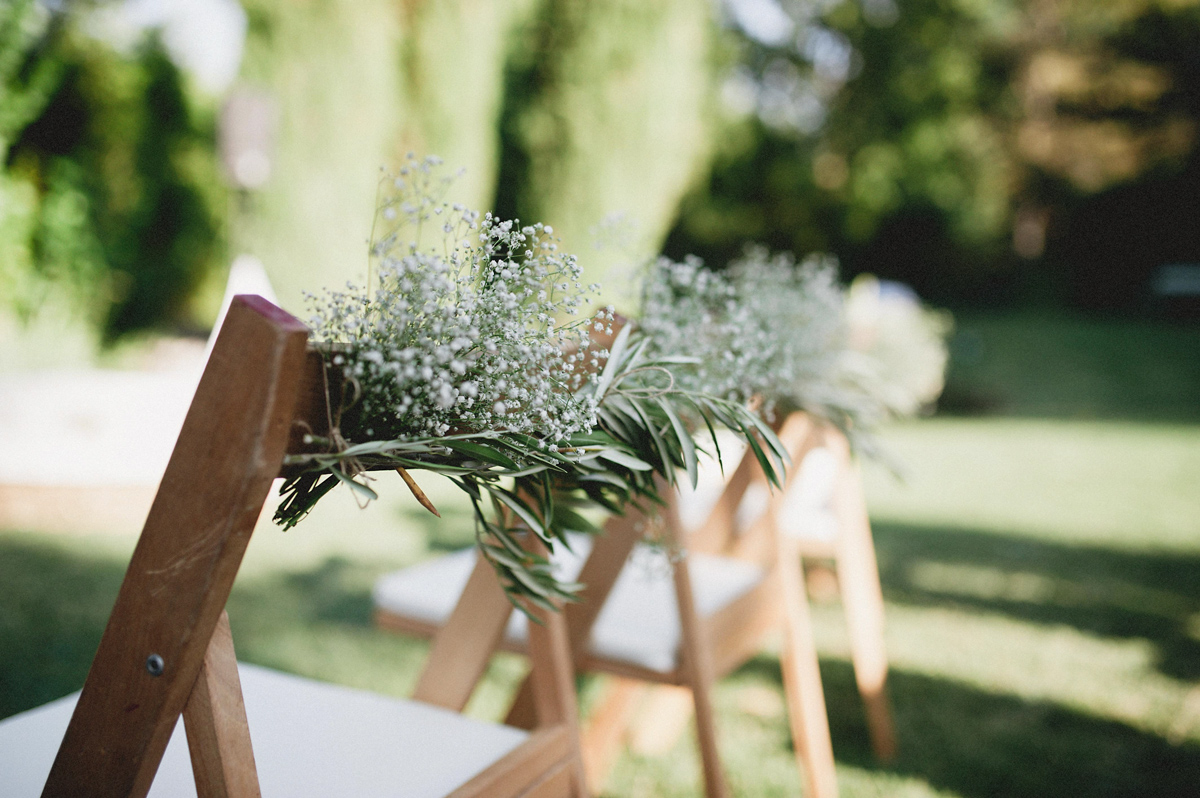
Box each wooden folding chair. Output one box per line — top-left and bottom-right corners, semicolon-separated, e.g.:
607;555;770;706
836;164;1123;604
373;413;854;797
0;295;586;798
693;413;897;766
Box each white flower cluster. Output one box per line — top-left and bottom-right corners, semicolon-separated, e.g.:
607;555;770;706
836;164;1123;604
843;274;951;419
638;246;848;417
305;156;603;445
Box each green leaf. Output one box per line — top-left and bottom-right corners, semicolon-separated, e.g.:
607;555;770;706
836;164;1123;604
578;471;631;488
744;431;782;490
494;490;546;539
626;395;672;473
593;323;633;400
329;467;380;502
568;431;620;447
442;439;519;469
658;396;697;488
598;448;654;471
552;505;599;535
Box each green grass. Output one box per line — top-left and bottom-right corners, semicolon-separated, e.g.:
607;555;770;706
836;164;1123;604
2;312;1199;796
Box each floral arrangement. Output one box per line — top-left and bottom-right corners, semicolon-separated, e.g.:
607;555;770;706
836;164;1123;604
275;157;786;610
637;248;951;456
843;273;951;419
638;248;859;426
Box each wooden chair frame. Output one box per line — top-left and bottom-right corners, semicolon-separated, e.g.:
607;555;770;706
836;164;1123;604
702;415;897;765
36;295;586;798
502;411;895;797
548;413;840;798
377;413;847;797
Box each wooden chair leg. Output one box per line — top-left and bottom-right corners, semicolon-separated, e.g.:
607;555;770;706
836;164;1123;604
413;552;513;713
507;513;643;730
778;537;839;798
182;611;261;798
831;454;897;763
505;677;541;731
524;535;590;798
672;550;730;798
580;677;646;793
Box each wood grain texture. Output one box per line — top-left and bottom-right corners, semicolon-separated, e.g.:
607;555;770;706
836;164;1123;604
519;762;575;798
412;551;513;712
280;348;343;473
182;612;261;798
445;728;572;798
42;296;309;798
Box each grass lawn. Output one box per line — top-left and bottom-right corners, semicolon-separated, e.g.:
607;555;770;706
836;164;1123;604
2;310;1198;796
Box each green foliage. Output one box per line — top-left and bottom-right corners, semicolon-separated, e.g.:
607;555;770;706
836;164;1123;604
666;0;1021;305
275;326;786;612
1;10;226;340
0;0;63;156
668;0;1200;311
0;0;67;320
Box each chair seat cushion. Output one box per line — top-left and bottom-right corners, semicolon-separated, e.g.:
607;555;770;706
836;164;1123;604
675;441;840;543
0;664;528;798
373;535;765;675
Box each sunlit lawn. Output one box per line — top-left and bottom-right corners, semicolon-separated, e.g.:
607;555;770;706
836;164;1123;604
2;311;1199;796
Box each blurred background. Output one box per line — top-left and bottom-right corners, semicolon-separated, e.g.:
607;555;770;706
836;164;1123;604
1;0;1198;795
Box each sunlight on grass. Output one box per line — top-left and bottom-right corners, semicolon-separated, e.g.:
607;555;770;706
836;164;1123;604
865;418;1200;550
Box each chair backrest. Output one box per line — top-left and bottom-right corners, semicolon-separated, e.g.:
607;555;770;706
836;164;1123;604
44;296;309;797
42;296;582;797
686;412;822;561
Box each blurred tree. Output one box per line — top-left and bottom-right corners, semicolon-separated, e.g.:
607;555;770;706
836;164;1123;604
1035;2;1200;311
239;0;723;311
1;1;225;340
665;0;1022;305
494;0;723;306
234;0;406;311
0;0;64;320
236;0;537;311
666;0;1200;311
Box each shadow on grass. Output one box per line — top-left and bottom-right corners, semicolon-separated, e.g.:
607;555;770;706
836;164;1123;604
872;521;1200;680
740;656;1200;798
0;536;424;719
0;537;127;718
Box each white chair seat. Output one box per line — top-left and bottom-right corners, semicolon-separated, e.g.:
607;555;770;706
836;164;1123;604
374;535;764;675
0;664;528;798
676;439;841;544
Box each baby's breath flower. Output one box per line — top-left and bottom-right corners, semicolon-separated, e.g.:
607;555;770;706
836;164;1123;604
638;246;863;425
306;155;599;444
